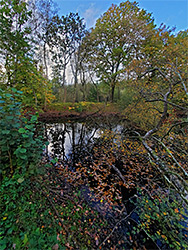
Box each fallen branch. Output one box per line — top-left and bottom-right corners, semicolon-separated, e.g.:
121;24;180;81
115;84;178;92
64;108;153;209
99;208;137;248
141;139;188;205
161;121;188;140
111;164;127;185
154;137;188;178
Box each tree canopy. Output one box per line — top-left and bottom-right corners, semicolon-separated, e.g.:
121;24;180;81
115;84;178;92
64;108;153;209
81;1;155;102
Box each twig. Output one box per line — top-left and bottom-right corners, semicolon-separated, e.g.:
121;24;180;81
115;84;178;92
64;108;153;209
161;121;188;140
99;208;137;248
141;139;188;205
143;84;172;140
146;99;187;110
154;137;188;178
169;64;188;97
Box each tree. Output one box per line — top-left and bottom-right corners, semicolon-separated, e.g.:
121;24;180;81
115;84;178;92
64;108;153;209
122;26;188;247
28;0;57;78
0;0;32;86
81;1;155;102
0;0;55;107
48;13;85;86
69;14;86;102
125;26;188;129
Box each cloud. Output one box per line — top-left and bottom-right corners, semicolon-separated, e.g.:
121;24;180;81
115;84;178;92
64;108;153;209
81;3;101;28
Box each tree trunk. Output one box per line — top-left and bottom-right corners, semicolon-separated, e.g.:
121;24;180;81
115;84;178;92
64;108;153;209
111;85;115;103
117;86;120;100
63;86;67;103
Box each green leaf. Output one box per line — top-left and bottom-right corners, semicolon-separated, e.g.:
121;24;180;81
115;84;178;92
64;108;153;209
19;148;27;153
22;134;29;138
17;91;23;94
18;128;26;133
30;115;37;122
11;88;17;92
5;93;12;98
25;125;33;130
0;244;7;250
23;234;28;245
51;159;57;164
2;130;10;135
17;177;24;183
24;142;31;147
20;155;27;160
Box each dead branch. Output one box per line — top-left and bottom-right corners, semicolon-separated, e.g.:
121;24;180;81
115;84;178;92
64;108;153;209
153;137;188;178
111;164;126;185
146;99;187;110
99;207;137;248
141;139;188;205
161;121;188;140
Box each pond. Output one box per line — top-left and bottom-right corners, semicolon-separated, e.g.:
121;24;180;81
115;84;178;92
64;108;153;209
43;117;161;249
43;117;188;249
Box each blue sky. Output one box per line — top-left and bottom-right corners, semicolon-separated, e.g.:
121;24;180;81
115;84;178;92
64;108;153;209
54;0;188;33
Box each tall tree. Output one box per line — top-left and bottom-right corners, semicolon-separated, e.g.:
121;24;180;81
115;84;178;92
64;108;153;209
0;0;55;106
48;12;86;102
30;0;57;78
48;13;85;86
81;1;155;102
0;0;32;86
69;14;86;102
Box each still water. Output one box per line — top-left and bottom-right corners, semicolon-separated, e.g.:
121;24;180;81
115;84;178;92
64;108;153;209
43;118;188;249
45;117;127;160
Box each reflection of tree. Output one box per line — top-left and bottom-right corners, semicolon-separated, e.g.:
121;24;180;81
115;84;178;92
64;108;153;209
68;122;97;163
46;123;68;160
45;118;126;163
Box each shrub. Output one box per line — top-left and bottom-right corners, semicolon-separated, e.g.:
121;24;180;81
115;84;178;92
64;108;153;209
0;88;44;179
0;88;60;249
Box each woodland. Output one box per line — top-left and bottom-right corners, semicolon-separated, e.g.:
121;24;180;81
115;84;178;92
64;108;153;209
0;0;188;249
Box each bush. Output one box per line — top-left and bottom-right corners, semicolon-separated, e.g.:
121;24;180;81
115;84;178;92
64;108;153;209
0;88;61;249
0;88;44;179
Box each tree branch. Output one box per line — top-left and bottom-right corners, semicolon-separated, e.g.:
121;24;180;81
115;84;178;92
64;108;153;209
161;121;188;140
99;207;137;248
146;99;187;110
141;139;188;205
153;137;188;179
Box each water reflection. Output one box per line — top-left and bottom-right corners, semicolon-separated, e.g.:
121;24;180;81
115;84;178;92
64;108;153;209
45;122;97;160
45;118;127;161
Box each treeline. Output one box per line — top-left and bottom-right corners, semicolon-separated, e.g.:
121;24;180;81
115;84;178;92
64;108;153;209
0;0;187;108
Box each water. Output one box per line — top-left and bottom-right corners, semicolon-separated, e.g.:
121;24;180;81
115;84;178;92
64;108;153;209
44;118;126;160
43;118;188;249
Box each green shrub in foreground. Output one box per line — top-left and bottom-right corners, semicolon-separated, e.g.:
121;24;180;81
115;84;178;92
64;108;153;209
0;88;44;179
0;88;60;249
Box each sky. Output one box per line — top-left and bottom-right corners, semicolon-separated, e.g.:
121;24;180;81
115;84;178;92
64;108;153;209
53;0;188;33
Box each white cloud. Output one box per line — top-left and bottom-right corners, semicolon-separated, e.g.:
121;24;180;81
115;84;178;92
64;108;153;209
81;3;101;28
